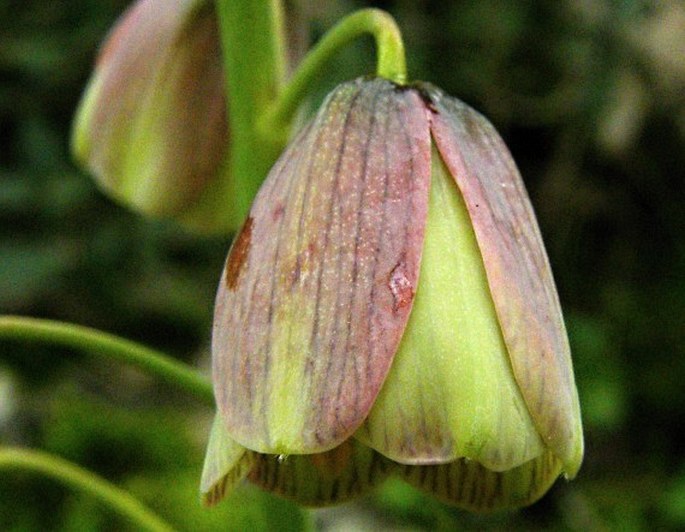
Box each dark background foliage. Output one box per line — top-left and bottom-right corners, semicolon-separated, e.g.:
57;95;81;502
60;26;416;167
1;0;684;529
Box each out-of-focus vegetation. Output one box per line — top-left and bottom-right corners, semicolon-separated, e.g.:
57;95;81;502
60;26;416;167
1;0;684;529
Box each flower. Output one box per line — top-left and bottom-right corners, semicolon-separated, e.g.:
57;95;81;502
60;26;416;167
202;77;583;511
71;0;229;230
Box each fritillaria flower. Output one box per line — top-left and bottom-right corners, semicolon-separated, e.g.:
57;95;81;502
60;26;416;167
71;0;228;226
202;77;583;511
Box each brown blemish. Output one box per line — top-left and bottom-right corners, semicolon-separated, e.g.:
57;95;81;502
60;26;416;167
289;241;318;288
388;261;414;312
272;203;285;221
290;257;301;286
225;216;253;290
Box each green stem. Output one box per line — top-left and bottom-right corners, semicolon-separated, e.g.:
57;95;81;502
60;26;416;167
0;447;174;532
260;8;407;140
214;0;289;228
0;316;213;406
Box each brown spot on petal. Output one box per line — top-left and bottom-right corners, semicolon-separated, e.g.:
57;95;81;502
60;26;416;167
289;242;317;288
225;216;253;290
388;260;414;312
290;256;301;287
272;203;285;221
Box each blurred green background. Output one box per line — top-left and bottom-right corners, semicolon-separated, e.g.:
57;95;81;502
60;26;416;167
1;0;684;529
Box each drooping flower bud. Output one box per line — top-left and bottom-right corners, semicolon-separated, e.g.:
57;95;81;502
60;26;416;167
203;77;583;511
71;0;228;227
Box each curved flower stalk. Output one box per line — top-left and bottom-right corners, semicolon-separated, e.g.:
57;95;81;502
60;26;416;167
71;0;229;229
203;77;583;511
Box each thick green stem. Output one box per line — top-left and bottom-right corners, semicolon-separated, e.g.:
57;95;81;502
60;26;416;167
0;316;213;406
260;8;407;141
0;448;174;532
214;0;289;228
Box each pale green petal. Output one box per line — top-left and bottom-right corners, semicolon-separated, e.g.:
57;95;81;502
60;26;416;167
200;413;253;506
356;146;544;471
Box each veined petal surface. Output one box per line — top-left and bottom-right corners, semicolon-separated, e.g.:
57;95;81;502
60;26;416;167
356;146;544;470
200;414;251;506
398;450;562;512
212;78;431;454
429;87;583;476
248;440;392;506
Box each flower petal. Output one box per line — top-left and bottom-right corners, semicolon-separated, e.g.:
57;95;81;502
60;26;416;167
200;414;252;507
72;0;227;218
356;146;544;471
248;440;392;506
429;87;583;477
212;78;431;454
398;450;562;512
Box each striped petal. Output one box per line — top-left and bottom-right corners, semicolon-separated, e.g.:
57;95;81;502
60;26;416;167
428;86;583;477
398;450;562;512
212;78;431;454
248;440;392;506
200;414;253;507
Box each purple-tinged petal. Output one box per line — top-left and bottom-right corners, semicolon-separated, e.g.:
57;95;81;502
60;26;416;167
72;0;227;218
212;78;431;454
356;145;545;471
428;87;583;477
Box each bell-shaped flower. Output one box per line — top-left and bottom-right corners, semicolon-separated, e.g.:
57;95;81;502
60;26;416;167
71;0;228;228
202;77;583;511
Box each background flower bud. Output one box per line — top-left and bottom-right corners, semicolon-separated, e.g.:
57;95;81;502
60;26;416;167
71;0;227;221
